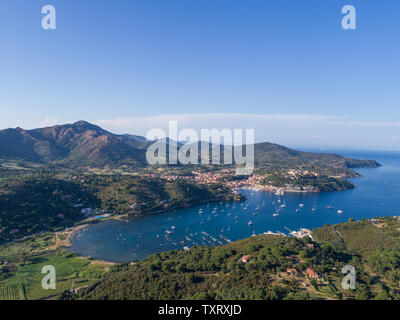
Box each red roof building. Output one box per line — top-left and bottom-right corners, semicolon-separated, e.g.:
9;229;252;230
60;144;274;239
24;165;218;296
286;267;299;276
306;267;319;280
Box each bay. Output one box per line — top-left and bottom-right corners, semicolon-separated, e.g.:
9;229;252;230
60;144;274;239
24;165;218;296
69;150;400;262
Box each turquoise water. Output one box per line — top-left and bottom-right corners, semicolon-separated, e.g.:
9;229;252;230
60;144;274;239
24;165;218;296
69;150;400;263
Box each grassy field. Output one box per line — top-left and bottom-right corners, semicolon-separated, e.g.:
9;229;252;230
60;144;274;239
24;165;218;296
0;233;112;300
0;283;26;300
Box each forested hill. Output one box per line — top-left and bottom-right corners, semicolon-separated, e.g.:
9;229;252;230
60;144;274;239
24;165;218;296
0;174;240;242
0;121;147;167
253;142;379;169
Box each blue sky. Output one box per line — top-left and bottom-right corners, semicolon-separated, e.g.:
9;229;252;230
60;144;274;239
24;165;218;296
1;0;400;149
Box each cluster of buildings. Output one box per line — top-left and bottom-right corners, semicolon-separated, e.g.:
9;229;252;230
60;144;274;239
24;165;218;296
193;171;232;184
285;267;319;280
238;254;320;282
159;175;193;182
289;228;313;239
143;168;319;194
287;169;318;177
284;185;315;192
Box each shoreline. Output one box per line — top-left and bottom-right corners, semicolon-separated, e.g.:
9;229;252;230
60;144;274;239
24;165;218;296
55;224;90;248
237;185;318;194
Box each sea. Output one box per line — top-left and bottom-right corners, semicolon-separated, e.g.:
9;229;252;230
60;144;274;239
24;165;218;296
68;150;400;262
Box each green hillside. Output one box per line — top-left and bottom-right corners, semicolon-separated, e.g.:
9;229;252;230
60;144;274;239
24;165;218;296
68;217;400;300
0;173;239;243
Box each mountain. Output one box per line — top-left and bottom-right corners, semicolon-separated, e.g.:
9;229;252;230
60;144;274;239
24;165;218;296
0;121;148;167
123;134;147;142
252;142;379;169
0;121;379;169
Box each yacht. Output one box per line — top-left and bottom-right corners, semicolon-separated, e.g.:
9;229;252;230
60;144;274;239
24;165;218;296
273;213;279;217
248;221;253;226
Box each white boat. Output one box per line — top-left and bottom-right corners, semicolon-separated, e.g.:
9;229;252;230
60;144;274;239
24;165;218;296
248;221;253;226
312;208;317;211
337;210;343;214
273;213;279;217
299;203;304;208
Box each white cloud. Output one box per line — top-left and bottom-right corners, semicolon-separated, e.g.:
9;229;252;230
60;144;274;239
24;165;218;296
96;113;341;131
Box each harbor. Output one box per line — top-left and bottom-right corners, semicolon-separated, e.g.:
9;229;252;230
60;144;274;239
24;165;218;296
68;151;400;263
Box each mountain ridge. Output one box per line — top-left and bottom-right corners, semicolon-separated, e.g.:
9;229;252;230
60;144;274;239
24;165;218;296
0;121;380;169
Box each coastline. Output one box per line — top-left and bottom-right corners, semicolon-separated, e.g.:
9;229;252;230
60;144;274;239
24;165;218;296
55;224;90;248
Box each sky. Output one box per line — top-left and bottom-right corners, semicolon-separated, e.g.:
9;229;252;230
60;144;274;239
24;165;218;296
0;0;399;150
